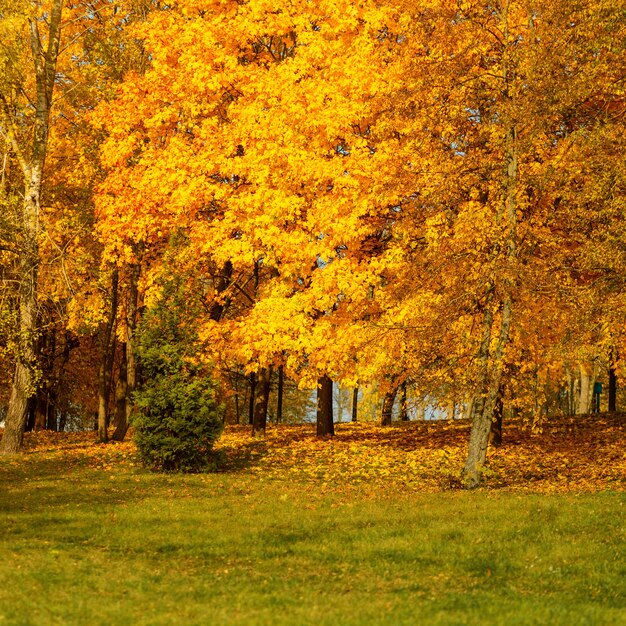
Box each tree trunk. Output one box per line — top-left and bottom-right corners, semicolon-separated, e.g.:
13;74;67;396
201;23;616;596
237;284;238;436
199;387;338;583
233;373;241;424
0;0;64;454
33;394;47;431
208;261;233;321
489;383;504;448
276;365;284;423
609;356;617;413
111;260;140;442
316;375;334;436
577;362;593;415
461;53;519;484
248;372;256;426
463;293;512;488
97;270;119;443
113;343;128;430
351;386;359;422
399;382;409;421
252;367;270;436
381;386;398;426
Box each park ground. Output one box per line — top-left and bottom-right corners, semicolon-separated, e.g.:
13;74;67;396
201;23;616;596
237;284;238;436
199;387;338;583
0;415;624;625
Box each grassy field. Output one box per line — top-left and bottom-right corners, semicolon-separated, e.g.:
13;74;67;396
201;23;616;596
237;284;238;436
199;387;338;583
0;418;624;625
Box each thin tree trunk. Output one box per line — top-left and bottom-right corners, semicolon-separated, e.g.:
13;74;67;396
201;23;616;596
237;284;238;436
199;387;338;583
351;386;359;422
252;367;271;436
316;375;334;436
577;362;593;415
248;372;256;426
33;395;47;431
0;0;64;454
113;343;127;430
609;353;617;413
276;365;284;423
381;386;398;426
208;261;233;321
399;382;409;421
234;373;241;424
489;383;504;447
111;261;140;442
97;270;118;443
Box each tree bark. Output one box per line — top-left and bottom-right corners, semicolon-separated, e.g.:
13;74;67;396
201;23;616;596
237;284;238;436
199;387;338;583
97;270;119;443
489;383;504;448
208;261;233;321
381;386;398;426
316;375;334;436
399;382;409;421
577;362;593;415
608;355;617;413
113;343;128;430
351;386;359;422
463;293;512;487
252;367;271;436
463;111;518;486
111;260;140;442
0;0;64;454
248;372;256;426
276;365;284;423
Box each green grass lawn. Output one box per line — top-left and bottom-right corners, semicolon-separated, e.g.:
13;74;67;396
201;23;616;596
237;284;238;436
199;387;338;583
0;453;624;626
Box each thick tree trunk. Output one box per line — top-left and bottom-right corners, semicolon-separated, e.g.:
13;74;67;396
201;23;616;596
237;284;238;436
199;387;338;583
461;51;519;483
0;0;64;454
252;367;271;436
381;386;398;426
351;386;359;422
463;294;512;488
316;375;334;436
276;365;284;423
1;363;33;453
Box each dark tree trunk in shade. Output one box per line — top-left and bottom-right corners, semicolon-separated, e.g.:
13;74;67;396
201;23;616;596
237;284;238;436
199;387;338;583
112;258;141;442
276;365;284;423
208;261;233;322
113;343;128;430
489;383;504;448
399;382;409;421
351;387;358;422
233;374;241;424
317;375;334;436
25;400;35;432
97;270;119;443
33;395;47;431
609;352;618;413
252;367;271;436
381;386;398;426
248;372;256;425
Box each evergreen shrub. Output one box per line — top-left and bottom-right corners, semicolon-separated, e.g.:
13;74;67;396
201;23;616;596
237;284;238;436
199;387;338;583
133;279;223;472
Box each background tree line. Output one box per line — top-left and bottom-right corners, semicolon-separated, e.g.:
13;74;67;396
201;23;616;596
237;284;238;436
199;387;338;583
1;0;625;485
